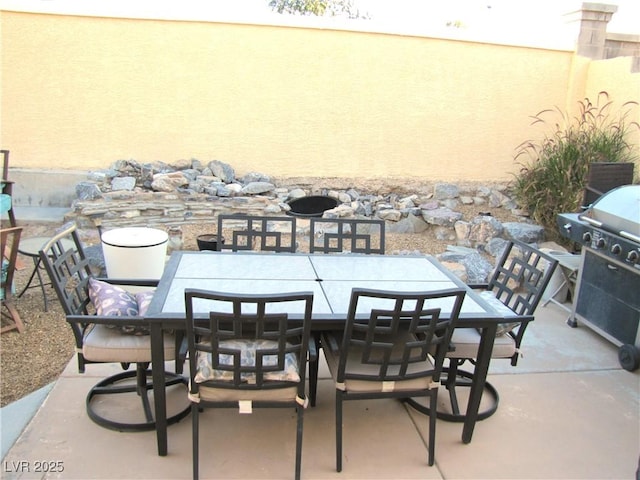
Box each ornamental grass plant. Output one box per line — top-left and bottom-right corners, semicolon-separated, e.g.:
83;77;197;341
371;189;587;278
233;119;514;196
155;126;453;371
512;92;639;244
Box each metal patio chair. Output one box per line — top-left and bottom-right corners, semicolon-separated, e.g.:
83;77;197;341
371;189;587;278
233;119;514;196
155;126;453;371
1;226;24;333
39;223;189;432
217;214;297;252
321;287;466;469
309;217;385;254
184;289;313;480
408;239;559;422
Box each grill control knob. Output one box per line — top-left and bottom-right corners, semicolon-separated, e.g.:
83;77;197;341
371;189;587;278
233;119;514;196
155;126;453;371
627;250;639;264
595;238;606;249
611;244;622;256
582;232;592;243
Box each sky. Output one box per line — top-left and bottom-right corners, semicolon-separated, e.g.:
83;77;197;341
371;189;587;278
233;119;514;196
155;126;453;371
356;0;639;35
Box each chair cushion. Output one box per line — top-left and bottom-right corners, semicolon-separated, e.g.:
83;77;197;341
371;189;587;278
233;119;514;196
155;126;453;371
194;339;300;384
448;328;517;359
196;384;299;403
321;332;436;393
82;324;176;363
477;290;519;336
88;278;154;335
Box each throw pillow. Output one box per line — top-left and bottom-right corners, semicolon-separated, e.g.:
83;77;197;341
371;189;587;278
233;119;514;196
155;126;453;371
195;339;300;384
88;278;152;335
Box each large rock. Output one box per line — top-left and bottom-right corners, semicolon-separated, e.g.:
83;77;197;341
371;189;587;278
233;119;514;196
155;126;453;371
208;160;236;183
438;247;494;283
422;207;463;226
502;222;545;243
241;181;275;195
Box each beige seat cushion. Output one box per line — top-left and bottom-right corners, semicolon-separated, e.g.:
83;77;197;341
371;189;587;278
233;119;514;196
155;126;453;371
322;332;436;393
83;324;176;363
448;328;516;359
196;384;299;403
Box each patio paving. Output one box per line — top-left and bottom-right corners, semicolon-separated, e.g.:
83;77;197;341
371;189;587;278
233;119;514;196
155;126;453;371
2;301;639;479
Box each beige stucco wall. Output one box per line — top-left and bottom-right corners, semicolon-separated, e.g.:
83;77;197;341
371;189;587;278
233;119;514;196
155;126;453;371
1;10;637;181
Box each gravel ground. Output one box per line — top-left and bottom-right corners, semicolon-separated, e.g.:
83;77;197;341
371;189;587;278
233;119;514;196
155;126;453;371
1;204;520;407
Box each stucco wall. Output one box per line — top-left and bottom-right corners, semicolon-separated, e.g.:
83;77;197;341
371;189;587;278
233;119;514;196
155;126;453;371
1;10;637;181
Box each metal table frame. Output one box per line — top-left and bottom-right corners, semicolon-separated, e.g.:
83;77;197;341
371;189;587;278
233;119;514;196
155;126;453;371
146;251;502;456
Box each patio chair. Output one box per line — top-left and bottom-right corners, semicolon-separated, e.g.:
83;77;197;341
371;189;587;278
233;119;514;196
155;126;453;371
582;161;634;208
39;222;190;432
411;239;559;422
321;287;466;469
1;150;16;228
309;217;385;254
184;289;313;480
1;226;24;333
216;213;297;252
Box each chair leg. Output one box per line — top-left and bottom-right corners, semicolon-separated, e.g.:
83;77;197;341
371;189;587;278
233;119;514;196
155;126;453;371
428;392;437;466
136;364;154;422
295;405;304;480
86;368;190;432
192;403;199;480
309;357;318;407
336;391;343;472
1;299;25;333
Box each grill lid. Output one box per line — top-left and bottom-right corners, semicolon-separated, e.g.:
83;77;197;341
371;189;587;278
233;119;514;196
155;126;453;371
580;184;640;238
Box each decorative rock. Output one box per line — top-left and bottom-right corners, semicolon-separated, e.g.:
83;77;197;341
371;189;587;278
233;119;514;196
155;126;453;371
337;192;351;204
386;213;429;233
422;207;463;226
241;181;275;195
345;188;360;200
227;183;243;194
288;188;306;200
208;160;235;183
489;190;511;208
466;215;504;245
434;183;459;200
242;172;271;183
502;222;545;243
419;200;439;210
439;260;468;282
264;204;282;214
485;237;510;257
151;172;189;192
433;226;455;241
377;209;402;222
76;182;103;201
111;176;136;191
438;248;493;283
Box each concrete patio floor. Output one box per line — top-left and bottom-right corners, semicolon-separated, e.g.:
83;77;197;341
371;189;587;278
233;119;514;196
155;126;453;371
2;301;639;480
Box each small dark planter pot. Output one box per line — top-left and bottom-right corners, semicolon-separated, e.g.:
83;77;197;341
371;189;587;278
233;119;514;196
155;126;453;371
287;195;338;218
196;234;225;251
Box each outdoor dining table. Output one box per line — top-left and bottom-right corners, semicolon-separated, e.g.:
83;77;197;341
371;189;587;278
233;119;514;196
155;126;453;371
145;251;503;456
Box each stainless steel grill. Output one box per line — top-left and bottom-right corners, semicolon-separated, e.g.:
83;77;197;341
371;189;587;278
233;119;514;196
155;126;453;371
557;185;640;371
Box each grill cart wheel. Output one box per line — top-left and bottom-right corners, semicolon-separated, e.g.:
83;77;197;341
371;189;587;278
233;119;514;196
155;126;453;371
618;344;640;372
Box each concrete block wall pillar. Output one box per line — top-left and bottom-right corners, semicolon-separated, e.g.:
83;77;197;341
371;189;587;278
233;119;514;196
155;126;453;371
576;2;618;59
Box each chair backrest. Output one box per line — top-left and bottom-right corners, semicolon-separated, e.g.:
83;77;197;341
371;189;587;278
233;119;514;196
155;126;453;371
217;214;297;253
335;287;465;384
38;223;94;317
582;162;635;207
487;239;559;317
1;150;9;182
1;226;23;299
309;217;385;254
184;289;313;393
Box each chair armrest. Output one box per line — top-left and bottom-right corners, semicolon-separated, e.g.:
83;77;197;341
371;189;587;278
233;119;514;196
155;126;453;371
467;283;489;290
66;314;148;327
95;277;159;288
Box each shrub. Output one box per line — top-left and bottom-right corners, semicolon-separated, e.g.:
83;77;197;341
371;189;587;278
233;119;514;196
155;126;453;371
512;92;639;243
